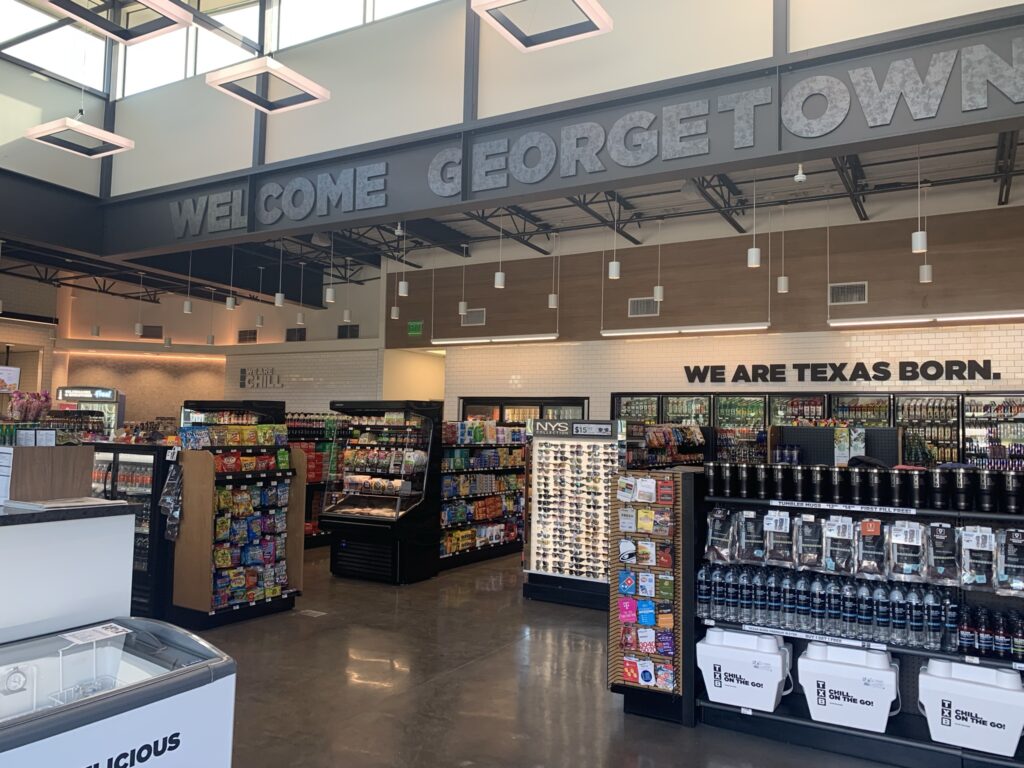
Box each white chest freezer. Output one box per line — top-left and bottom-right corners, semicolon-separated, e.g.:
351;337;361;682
0;617;236;768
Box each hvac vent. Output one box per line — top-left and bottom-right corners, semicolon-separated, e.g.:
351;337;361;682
140;324;163;340
461;308;486;327
237;329;258;344
829;281;869;305
285;327;307;342
337;324;360;339
628;297;661;318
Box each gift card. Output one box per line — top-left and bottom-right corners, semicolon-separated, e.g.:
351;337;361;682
637;658;656;687
636;478;657;503
656;573;675;600
655;662;675;691
637;627;656;653
638;572;656;597
656;479;675;506
619;506;637;533
622;656;640;684
637;540;656;566
619;539;637;564
618;597;638;623
617;477;637;502
637;508;655;533
653;508;673;537
656;602;674;629
618;570;636;595
637;599;656;626
656;542;674;569
620;625;637;651
655;629;676;656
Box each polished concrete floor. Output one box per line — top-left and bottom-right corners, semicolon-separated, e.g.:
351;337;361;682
203;550;882;768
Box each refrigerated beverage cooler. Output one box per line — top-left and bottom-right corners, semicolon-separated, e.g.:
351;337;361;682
715;395;767;464
611;394;660;424
963;393;1024;469
663;395;713;426
894;394;962;466
715;396;766;429
56;386;125;432
830;394;892;427
768;394;826;426
460;397;589;425
91;445;178;618
0;618;235;768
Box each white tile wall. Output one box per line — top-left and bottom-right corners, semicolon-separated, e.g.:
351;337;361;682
444;324;1024;419
223;350;382;411
0;320;55;393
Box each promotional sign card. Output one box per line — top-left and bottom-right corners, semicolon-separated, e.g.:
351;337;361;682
637;627;656;653
637;540;656;566
619;506;637;533
637;571;656;597
618;570;636;595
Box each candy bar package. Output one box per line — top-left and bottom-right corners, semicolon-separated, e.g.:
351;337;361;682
210;426;229;448
229;518;248;546
887;520;927;582
998;529;1024;594
822;516;855;575
927;523;960;586
240;455;258;473
960;526;997;590
242;544;265;567
736;510;766;565
212;590;230;610
216;488;233;512
274;510;288;533
795;515;824;571
275;533;287;558
705;507;736;562
261;537;276;565
764;511;795;568
855;519;886;580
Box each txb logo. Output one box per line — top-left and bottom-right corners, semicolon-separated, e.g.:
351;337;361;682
83;733;180;768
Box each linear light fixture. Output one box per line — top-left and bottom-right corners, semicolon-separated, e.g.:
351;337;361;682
472;0;612;52
601;322;771;338
206;57;330;114
25;117;134;159
431;333;559;346
828;315;936;328
45;0;192;45
936;310;1024;322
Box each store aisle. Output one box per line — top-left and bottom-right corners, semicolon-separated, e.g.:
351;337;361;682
202;552;881;768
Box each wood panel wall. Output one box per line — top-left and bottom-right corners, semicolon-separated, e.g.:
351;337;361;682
386;207;1024;348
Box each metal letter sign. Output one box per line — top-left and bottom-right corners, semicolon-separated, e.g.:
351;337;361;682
97;27;1024;254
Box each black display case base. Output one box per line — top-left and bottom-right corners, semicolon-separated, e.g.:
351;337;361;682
439;539;522;570
167;592;296;631
304;531;331;549
325;521;438;585
523;572;608;610
612;685;693;725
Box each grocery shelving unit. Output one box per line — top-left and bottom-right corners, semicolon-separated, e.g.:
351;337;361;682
439;421;528;569
286;412;340;548
894;393;962;466
624;423;708;470
963;393;1024;470
767;393;828;426
319;400;442;584
830;393;892;427
459;396;589;424
610;393;714;426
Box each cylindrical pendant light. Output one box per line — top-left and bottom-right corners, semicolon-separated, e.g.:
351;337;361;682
919;263;933;283
134;322;143;337
226;246;236;309
296;261;306;326
325;287;336;304
458;300;468;316
912;146;928;254
777;275;790;294
256;314;264;328
495;216;506;288
747;175;761;268
184;251;193;314
274;292;285;307
275;242;285;306
255;266;265;328
343;256;352;322
608;206;622;279
607;260;620;279
226;296;236;311
653;221;664;301
0;240;4;314
183;299;193;315
398;280;409;297
390;271;400;319
548;293;558;309
459;246;469;315
342;308;351;324
163;337;172;348
296;311;306;325
399;231;410;297
206;334;215;345
390;305;400;320
206;287;215;345
91;324;101;337
134;272;144;335
325;236;336;303
777;204;789;294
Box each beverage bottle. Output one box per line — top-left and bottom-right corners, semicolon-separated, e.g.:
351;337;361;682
959;610;977;653
994;613;1011;659
1012;619;1024;663
857;584;874;640
766;569;782;627
977;609;994;655
795;574;811;630
781;572;797;630
826;578;842;635
924;588;943;651
710;567;725;620
724;568;739;622
907;587;924;648
841;579;858;638
697;565;711;619
738;569;753;624
752;569;767;625
873;584;891;643
810;576;826;633
890;586;907;646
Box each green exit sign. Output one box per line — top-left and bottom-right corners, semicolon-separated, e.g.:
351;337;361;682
407;321;424;337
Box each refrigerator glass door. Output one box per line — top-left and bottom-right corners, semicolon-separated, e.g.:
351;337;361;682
715;396;765;429
831;395;890;427
0;618;222;727
464;403;500;421
964;394;1024;469
615;396;659;424
115;454;155;501
91;452;115;499
769;395;826;426
663;396;710;426
503;405;540;425
543;405;583;420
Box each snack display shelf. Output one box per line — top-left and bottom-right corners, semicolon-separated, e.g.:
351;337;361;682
701;618;1024;671
441;466;526;474
206;588;299;616
440;539;523;560
216;469;296;483
340;491;411;500
207;445;282;454
441;514;521;530
443;490;524;501
704;495;1024;522
446;442;528;449
344;470;423;479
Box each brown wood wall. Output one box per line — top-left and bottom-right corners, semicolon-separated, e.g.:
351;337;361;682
386;207;1024;348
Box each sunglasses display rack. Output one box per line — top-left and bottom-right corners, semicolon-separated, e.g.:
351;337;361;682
524;420;624;610
608;468;693;722
439;421;528;568
694;469;1024;768
319;401;443;585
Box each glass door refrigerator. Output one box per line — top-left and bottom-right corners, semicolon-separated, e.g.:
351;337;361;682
0;617;235;767
662;394;713;426
830;393;892;427
894;393;962;466
55;386;125;431
767;393;827;426
610;394;660;424
90;445;178;619
963;393;1024;469
460;397;589;425
714;395;767;463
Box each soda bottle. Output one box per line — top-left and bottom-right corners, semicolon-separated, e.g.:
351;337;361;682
796;574;811;631
738;569;753;624
752;569;767;625
697;565;711;619
977;609;994;655
873;584;891;643
994;613;1011;659
766;569;782;627
959;610;977;654
857;584;874;640
810;576;826;633
781;572;797;630
924;588;942;651
841;580;858;638
710;567;725;621
907;587;924;648
724;568;739;622
826;578;842;636
890;586;907;646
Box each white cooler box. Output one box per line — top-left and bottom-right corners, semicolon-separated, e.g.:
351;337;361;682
797;642;898;733
919;660;1024;757
697;628;792;712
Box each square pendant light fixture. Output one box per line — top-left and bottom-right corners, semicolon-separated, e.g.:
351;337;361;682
25;117;134;159
206;57;330;114
472;0;612;51
45;0;193;45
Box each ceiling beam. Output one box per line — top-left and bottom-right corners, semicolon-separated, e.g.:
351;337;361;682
690;175;747;234
565;193;642;246
995;130;1019;206
833;154;870;221
465;210;551;255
